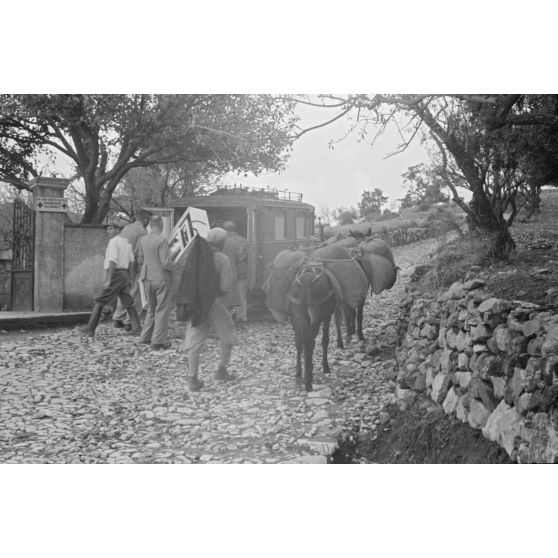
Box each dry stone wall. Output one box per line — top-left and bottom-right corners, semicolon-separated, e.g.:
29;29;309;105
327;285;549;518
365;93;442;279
395;278;558;463
375;226;439;247
325;226;451;256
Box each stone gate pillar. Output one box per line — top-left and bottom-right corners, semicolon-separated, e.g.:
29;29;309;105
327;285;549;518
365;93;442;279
30;177;70;312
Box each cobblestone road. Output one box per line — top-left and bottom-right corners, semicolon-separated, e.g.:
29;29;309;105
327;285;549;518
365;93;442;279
0;238;439;463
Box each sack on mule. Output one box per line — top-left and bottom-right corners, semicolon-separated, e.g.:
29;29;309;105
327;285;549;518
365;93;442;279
361;238;395;266
265;249;306;322
273;249;306;270
334;237;358;249
312;244;351;261
360;252;397;294
323;237;360;257
311;245;368;309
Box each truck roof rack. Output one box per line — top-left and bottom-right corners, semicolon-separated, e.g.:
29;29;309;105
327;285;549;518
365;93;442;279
208;184;303;202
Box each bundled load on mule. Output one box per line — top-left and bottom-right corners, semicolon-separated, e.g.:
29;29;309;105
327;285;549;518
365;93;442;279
313;238;397;344
265;239;397;325
359;238;397;294
264;249;306;323
348;226;372;240
361;237;395;265
324;235;359;250
311;244;368;309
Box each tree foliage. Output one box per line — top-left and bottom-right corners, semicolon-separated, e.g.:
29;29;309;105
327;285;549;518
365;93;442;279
358;188;388;217
332;206;358;225
0;94;298;223
400;163;450;208
496;96;558;216
293;94;558;258
316;205;334;227
113;162;220;216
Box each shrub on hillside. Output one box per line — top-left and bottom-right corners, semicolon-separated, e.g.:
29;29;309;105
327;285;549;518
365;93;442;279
422;237;493;289
400;205;423;217
322;226;335;239
425;206;467;238
380;209;399;221
363;210;381;222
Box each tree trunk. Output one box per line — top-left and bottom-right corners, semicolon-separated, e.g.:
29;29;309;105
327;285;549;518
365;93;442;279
160;167;171;207
81;166;130;224
81;174;100;224
468;192;515;259
529;186;541;216
94;197;112;224
484;227;515;259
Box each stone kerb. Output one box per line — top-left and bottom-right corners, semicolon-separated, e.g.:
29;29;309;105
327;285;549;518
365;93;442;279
395;278;558;463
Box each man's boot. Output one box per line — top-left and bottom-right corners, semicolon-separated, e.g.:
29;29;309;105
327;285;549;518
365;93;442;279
215;344;233;381
125;306;142;336
188;351;204;391
76;303;103;337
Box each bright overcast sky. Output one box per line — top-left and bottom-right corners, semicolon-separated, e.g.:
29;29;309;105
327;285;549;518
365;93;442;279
223;101;431;215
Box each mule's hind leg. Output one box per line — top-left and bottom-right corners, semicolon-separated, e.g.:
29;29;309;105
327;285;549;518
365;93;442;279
321;316;331;374
304;333;316;392
295;342;304;386
334;305;344;349
357;302;365;343
292;317;304;387
345;306;356;346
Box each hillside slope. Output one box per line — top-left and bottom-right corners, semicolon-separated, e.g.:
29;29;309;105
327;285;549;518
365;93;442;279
334;189;558;464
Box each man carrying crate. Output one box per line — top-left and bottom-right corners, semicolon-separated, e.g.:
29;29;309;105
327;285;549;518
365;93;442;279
177;227;237;392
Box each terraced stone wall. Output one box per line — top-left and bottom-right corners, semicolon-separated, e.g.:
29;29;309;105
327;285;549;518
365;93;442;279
325;226;455;256
395;280;558;463
372;226;439;247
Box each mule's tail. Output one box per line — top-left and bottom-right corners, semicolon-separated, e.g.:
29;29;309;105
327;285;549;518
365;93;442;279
292;275;313;346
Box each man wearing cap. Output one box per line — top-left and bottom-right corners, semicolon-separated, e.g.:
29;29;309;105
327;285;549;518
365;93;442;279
183;227;237;391
223;220;248;323
112;208;152;331
76;218;141;337
138;215;176;350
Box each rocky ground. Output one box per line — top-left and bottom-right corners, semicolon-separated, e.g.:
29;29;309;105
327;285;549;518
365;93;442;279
0;237;440;464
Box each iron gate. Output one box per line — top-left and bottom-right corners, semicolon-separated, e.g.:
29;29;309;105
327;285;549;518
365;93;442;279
10;198;35;311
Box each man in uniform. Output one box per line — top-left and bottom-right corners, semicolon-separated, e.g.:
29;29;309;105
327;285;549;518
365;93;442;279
183;227;237;392
76;218;141;337
112;208;152;330
223;220;248;323
138;215;176;350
